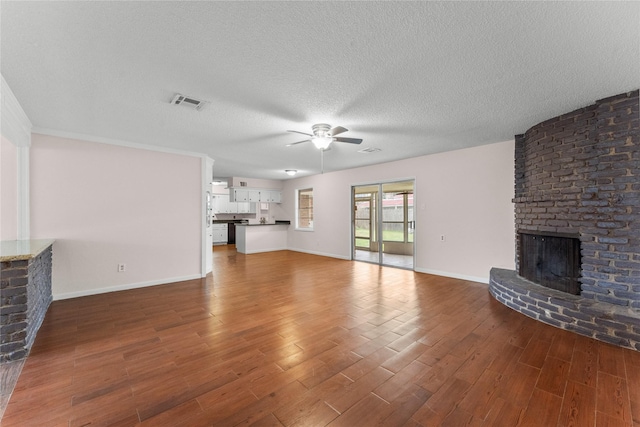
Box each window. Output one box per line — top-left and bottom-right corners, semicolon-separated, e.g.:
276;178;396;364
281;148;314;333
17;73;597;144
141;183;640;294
296;188;314;230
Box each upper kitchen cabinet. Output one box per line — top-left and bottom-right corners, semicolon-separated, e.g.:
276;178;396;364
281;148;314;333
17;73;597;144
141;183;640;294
263;190;281;203
237;202;255;214
230;188;281;204
213;195;256;214
249;190;261;202
230;188;261;203
229;189;245;202
213;195;229;213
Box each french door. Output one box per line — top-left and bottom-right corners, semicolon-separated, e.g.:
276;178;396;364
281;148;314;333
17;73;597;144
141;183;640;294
352;180;414;269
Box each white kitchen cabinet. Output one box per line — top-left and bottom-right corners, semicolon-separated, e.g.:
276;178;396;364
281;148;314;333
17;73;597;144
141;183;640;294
237;202;257;213
213;196;229;213
236;201;249;213
248;190;261;202
214;195;256;214
231;188;260;202
212;195;221;213
230;189;248;202
265;190;282;203
212;223;228;244
231;188;282;204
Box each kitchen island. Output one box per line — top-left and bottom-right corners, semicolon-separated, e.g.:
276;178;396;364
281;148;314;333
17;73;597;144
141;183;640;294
235;221;290;254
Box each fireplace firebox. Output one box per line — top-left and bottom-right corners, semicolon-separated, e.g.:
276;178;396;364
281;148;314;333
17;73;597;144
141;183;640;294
518;232;581;295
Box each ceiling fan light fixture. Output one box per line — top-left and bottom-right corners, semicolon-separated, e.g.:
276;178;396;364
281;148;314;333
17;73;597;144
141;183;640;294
312;136;332;150
285;169;297;176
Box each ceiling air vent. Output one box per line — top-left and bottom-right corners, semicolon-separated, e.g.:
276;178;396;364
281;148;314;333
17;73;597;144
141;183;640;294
358;147;381;153
170;93;207;111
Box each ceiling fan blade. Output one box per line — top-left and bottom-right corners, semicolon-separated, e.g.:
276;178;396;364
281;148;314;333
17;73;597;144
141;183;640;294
334;137;363;144
286;139;311;146
329;126;348;136
287;130;313;137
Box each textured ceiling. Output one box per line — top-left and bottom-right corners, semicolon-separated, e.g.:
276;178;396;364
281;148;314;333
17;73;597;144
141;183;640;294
1;1;639;181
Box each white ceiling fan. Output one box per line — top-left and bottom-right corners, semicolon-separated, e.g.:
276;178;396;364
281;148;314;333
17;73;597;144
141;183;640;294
286;123;363;150
286;124;363;173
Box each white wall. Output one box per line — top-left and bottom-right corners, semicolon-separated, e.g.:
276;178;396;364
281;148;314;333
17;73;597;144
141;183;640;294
0;136;19;241
282;140;515;283
30;134;203;299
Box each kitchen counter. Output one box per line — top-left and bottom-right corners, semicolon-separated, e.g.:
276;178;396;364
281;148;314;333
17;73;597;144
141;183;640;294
235;223;288;254
236;220;291;226
0;239;55;262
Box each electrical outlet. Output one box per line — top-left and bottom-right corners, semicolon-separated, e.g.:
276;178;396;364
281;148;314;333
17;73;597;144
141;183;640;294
117;263;126;272
440;235;445;242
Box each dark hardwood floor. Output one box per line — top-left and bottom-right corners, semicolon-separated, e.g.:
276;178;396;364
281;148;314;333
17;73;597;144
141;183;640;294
3;246;639;426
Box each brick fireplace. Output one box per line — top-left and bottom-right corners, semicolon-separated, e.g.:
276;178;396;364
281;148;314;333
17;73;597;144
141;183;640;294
490;90;640;351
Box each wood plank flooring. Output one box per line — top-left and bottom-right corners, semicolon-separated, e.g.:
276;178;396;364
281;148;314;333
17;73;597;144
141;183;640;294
3;246;639;426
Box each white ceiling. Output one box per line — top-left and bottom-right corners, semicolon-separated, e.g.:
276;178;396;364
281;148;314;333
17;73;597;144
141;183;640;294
1;1;638;181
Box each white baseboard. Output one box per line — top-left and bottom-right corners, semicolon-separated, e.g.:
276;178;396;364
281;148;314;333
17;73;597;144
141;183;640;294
53;274;204;300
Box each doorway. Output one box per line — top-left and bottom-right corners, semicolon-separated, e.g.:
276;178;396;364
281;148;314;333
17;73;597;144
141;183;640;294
352;180;414;269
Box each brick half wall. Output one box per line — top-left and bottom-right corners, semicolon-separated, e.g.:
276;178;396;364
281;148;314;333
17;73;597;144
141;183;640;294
0;245;53;362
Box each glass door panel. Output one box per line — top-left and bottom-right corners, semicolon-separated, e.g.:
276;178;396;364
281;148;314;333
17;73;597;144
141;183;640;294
381;182;414;269
353;186;379;264
354;194;373;250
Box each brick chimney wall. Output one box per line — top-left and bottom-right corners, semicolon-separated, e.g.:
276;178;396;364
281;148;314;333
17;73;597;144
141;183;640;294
514;90;639;308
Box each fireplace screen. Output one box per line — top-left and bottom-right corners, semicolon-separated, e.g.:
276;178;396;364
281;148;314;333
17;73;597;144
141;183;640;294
519;233;581;295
